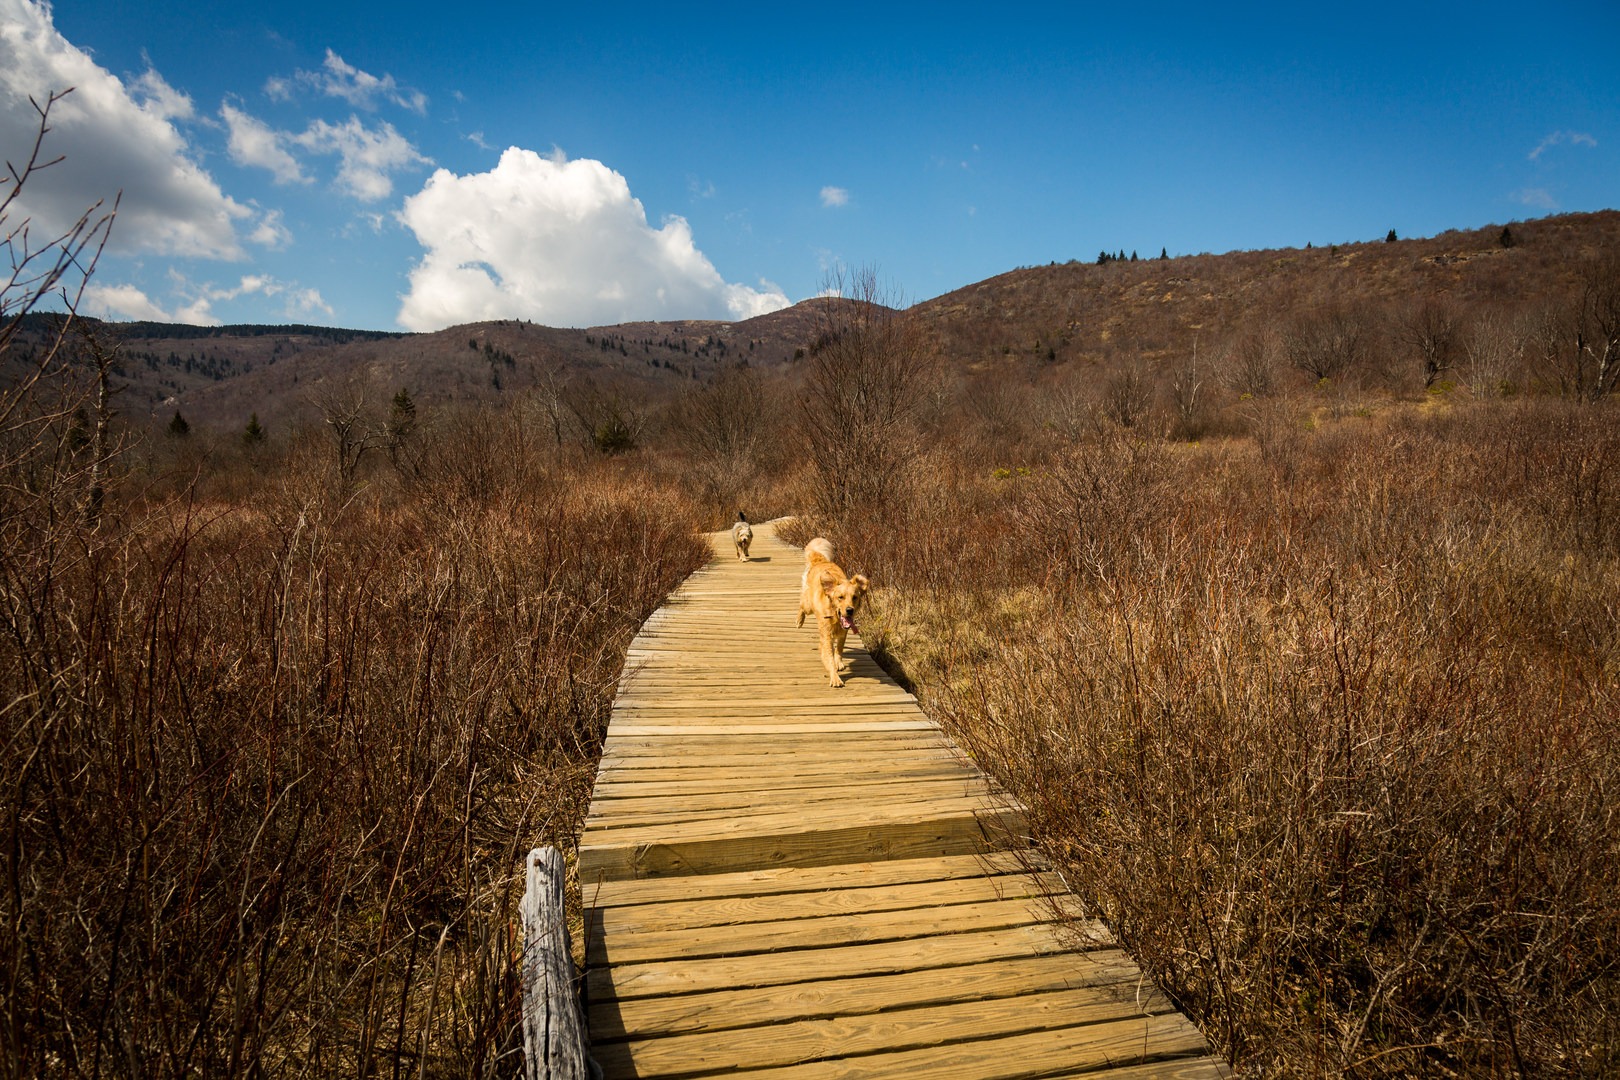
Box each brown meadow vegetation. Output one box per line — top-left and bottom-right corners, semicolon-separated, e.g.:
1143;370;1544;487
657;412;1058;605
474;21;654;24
7;100;1620;1075
808;402;1618;1076
1;397;708;1076
780;268;1620;1076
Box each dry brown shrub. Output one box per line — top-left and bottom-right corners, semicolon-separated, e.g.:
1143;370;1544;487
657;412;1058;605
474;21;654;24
834;400;1620;1077
0;405;707;1077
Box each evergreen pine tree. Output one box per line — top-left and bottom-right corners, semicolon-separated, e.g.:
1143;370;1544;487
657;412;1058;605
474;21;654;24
168;411;190;438
243;413;266;445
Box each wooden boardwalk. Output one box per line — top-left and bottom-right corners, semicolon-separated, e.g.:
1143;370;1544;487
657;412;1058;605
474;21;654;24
577;521;1226;1078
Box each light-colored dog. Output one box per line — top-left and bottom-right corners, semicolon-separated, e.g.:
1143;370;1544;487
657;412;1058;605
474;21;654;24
797;537;870;688
732;512;753;560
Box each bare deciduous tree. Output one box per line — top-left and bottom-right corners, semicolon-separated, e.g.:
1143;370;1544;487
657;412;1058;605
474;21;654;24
308;372;390;487
1103;362;1154;429
1574;253;1620;402
1225;329;1278;399
563;377;646;455
673;360;770;512
534;361;570;448
1284;305;1367;384
675;361;765;463
1524;253;1620;402
1463;311;1523;397
69;323;125;524
1170;340;1209;438
799;266;934;514
1401;295;1461;389
2;90;117;482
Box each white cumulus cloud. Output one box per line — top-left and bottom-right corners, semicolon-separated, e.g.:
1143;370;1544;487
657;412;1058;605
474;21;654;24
0;0;247;259
820;185;850;208
397;147;791;331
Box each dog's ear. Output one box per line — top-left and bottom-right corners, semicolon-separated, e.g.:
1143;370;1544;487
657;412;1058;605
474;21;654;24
819;570;838;591
853;574;870;596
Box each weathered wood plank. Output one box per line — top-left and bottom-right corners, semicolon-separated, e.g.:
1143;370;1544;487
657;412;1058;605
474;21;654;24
606;721;938;735
587;923;1113;1002
592;872;1068;937
585;779;1008;827
583;793;1016;839
599;739;957;764
699;1013;1213;1079
578;805;1025;882
588;894;1080;967
585;764;978;799
588;951;1147;1040
585;851;1035;909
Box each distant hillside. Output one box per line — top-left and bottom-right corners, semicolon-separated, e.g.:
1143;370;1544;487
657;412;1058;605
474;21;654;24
9;209;1617;436
5;315;411;431
911;211;1620;374
8;300;839;435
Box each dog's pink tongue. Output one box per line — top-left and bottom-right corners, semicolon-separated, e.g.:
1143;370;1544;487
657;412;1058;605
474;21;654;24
841;615;856;631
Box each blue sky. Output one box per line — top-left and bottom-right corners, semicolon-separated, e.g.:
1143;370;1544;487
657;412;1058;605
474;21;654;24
3;0;1615;332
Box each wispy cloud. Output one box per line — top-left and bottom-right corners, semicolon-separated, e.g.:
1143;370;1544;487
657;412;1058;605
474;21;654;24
130;67;194;122
84;282;175;321
1513;187;1559;210
1529;130;1597;161
223;102;309;184
249;208;293;248
223;99;429;201
89;272;333;325
292;115;431;201
820;185;850;208
266;49;426;113
201;274;332;319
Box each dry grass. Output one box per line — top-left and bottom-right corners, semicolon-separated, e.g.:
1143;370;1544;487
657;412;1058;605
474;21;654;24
0;403;708;1078
818;398;1620;1077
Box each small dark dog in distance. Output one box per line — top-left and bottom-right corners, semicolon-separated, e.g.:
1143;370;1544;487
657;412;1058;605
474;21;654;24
732;511;754;561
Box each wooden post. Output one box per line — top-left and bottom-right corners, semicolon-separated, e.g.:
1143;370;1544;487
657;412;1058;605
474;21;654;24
521;846;598;1080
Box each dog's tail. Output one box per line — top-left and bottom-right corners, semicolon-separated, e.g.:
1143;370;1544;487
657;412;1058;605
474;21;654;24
805;537;834;565
738;510;749;523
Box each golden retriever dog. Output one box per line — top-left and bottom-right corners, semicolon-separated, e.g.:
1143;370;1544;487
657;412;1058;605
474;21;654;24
732;512;754;561
797;537;870;688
